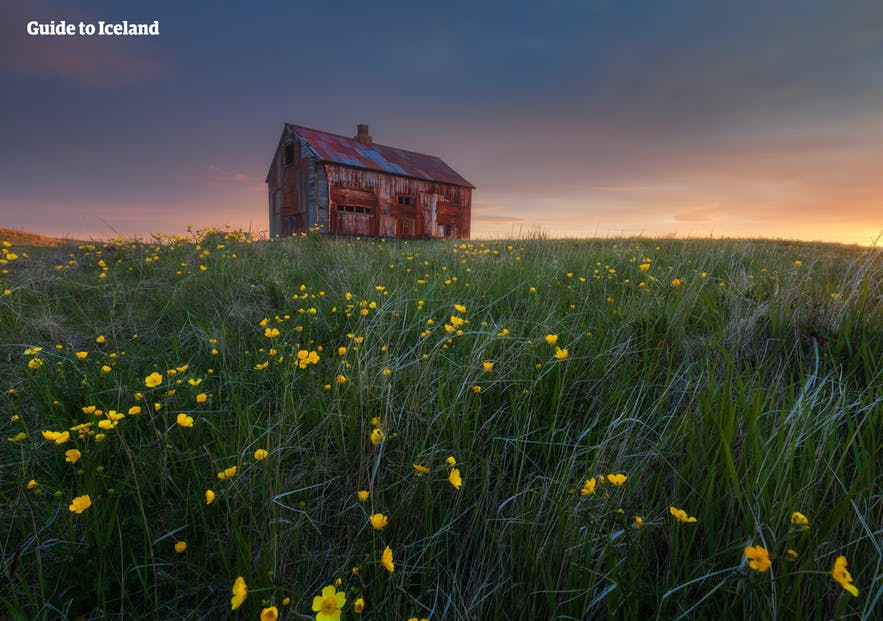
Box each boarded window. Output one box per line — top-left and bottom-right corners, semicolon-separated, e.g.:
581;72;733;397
284;143;294;166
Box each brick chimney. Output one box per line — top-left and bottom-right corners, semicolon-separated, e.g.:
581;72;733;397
355;124;372;145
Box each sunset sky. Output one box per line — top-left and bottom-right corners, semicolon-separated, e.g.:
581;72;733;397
1;1;882;245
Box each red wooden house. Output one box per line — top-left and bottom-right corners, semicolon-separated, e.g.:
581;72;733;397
266;123;474;238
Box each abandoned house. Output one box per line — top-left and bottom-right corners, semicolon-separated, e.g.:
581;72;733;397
266;123;474;239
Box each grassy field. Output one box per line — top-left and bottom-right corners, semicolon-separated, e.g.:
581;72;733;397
1;230;880;620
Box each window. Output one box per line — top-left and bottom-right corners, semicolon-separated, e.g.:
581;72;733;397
284;142;294;166
396;195;413;206
339;205;374;214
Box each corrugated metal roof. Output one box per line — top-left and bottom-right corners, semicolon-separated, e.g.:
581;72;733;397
286;123;474;188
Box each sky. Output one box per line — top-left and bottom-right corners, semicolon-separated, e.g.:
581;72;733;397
1;0;882;245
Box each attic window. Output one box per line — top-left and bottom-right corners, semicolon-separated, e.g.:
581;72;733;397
396;195;413;206
284;142;294;166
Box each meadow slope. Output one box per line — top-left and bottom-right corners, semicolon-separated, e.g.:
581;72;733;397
1;232;880;620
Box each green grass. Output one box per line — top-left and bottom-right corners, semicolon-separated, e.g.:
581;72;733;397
1;231;880;620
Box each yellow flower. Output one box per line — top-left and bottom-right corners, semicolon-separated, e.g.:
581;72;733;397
69;494;92;514
357;489;370;502
831;555;859;597
744;545;771;572
176;413;194;428
671;278;682;286
217;466;237;480
381;545;395;572
353;597;365;613
75;351;89;360
95;335;105;344
28;358;43;369
448;468;462;489
794;260;802;267
231;576;247;610
454;303;467;313
195;393;207;403
174;541;187;554
264;327;280;338
669;506;697;523
254;448;268;461
472;385;482;394
145;372;163;388
413;463;430;476
65;449;82;463
128;405;141;415
337;346;347;356
205;489;216;505
785;549;798;561
607;473;627;486
639;263;651;271
260;606;278;621
312;584;346;621
580;478;597;495
634;515;643;529
790;511;809;527
370;428;385;446
482;361;494;373
27;479;38;489
336;374;348;384
101;365;112;374
369;513;388;530
8;432;27;442
42;430;70;445
544;334;558;345
554;347;569;360
446;456;457;467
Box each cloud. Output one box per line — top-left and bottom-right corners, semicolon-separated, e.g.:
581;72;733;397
0;1;169;85
471;202;527;226
207;165;265;193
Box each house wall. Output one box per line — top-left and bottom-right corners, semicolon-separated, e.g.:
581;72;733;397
324;164;471;239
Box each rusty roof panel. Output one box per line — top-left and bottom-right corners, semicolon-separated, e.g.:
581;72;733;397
286;124;474;188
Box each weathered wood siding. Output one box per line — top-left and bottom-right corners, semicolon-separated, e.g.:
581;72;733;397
324;164;471;239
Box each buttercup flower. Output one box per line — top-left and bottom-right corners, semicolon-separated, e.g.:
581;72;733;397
381;545;395;572
75;351;88;360
634;515;643;528
205;489;216;505
175;541;187;553
353;597;365;613
217;466;237;480
554;347;569;360
744;545;771;572
370;428;384;446
790;511;809;527
607;473;627;486
669;506;697;523
260;606;278;621
413;463;430;476
545;334;558;345
195;393;207;403
69;494;92;514
176;413;194;428
482;361;494;372
27;479;38;489
145;372;163;388
831;556;859;597
254;448;268;460
448;468;462;489
580;477;597;496
231;576;247;610
312;584;346;621
264;327;280;338
357;490;369;502
65;449;82;463
369;513;388;530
